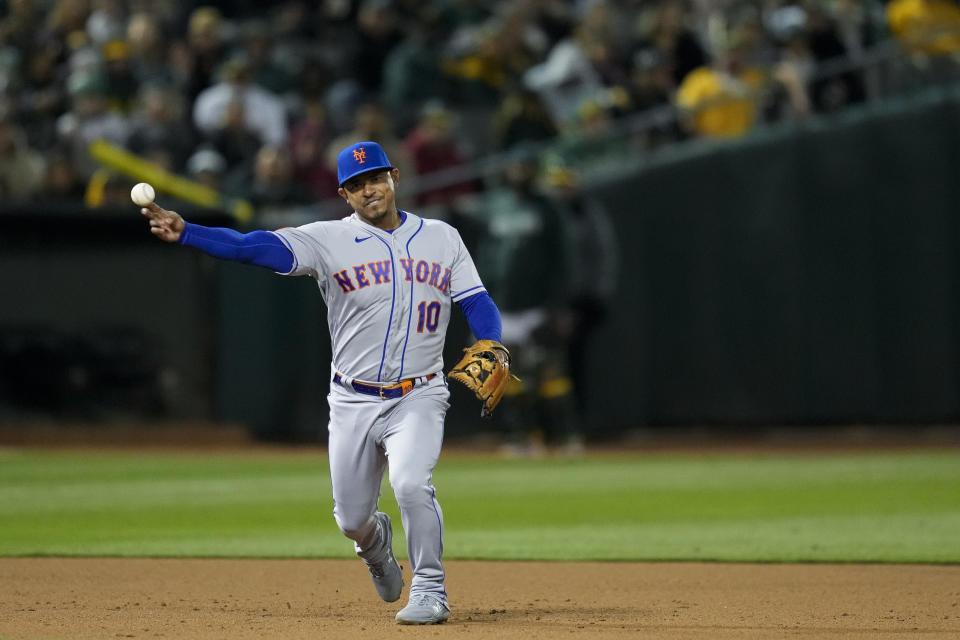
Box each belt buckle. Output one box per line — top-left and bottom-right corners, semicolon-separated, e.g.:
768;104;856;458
379;385;386;399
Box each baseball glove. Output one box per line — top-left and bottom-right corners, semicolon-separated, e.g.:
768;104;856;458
448;339;519;418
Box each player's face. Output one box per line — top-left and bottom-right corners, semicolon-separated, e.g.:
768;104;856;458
339;168;401;229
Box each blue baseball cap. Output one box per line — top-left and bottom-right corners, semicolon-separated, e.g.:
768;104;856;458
337;141;394;186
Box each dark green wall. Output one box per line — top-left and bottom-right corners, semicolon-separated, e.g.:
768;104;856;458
585;86;960;428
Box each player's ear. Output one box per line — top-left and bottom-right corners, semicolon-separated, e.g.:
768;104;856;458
337;186;349;202
389;167;399;187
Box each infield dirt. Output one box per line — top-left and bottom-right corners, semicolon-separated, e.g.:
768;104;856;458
1;557;958;639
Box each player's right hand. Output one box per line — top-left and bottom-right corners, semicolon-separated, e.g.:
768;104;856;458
141;202;185;243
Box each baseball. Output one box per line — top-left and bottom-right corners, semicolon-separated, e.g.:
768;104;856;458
130;182;156;206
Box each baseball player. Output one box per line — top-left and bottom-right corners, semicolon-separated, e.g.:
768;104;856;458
140;141;506;625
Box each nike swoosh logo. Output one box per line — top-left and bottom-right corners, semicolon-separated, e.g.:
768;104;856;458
354;236;372;243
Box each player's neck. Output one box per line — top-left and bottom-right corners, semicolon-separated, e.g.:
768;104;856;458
362;208;402;231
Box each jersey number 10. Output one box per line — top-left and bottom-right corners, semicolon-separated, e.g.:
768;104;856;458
416;300;441;333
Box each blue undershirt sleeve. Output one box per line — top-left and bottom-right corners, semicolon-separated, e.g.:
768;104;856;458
457;291;502;342
178;222;295;274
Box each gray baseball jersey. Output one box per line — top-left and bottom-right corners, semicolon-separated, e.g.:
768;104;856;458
273;210;485;382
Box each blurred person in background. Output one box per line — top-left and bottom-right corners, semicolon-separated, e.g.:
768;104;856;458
440;7;542;115
675;27;810;139
381;10;453;133
491;87;558;151
186;146;228;191
887;0;960;84
543;162;618;446
85;0;126;47
0;116;46;201
55;69;130;179
101;39;145;115
126;83;196;174
14;45;67;152
237;144;313;221
764;1;867;114
193;54;288;149
353;0;405;95
183;6;229;102
125;12;171;85
625;48;684;148
289;95;339;201
204;96;263;186
239;19;299;98
326;98;413;191
402;100;479;209
550;98;633;180
84;168;135;209
0;0;45;53
472;149;579;456
43;148;86;201
44;0;91;44
637;1;709;89
523;11;612;128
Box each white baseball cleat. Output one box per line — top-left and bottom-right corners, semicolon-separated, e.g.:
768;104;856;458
365;512;403;602
395;593;450;625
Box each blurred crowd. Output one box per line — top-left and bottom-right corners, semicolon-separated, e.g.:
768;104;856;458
0;0;958;215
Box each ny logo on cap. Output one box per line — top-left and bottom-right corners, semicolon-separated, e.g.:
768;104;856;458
353;147;367;164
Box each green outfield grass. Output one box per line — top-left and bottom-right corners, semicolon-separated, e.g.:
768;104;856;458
0;447;958;562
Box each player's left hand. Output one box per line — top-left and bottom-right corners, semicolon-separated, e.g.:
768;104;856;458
141;203;185;243
448;339;519;418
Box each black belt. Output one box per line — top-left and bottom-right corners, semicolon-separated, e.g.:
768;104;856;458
333;372;437;399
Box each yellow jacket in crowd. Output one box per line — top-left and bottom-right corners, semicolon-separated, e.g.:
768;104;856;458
887;0;960;56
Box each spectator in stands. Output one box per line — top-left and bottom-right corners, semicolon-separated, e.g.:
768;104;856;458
101;39;140;114
0;116;46;201
45;0;91;43
791;4;866;113
42;148;86;201
55;69;129;178
186;146;227;192
325;99;413;189
15;46;67;151
288;96;339;201
126;83;196;173
0;0;44;53
203;96;263;184
85;0;126;46
381;11;452;132
491;87;559;151
237;144;313;219
354;0;405;95
238;19;299;97
550;97;630;179
125;13;172;86
402;100;479;208
626;47;675;114
193;54;288;148
887;0;960;58
183;6;229;102
440;11;540;112
636;1;708;89
523;14;613;128
887;0;960;87
84;168;133;209
675;29;810;139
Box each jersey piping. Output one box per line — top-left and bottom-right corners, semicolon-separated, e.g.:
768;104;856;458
372;234;398;382
397;217;425;381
